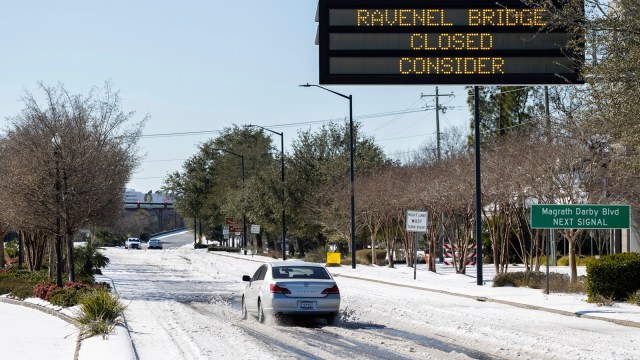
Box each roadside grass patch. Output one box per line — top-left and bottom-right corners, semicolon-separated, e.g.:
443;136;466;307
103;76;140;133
0;266;50;299
590;293;616;307
492;271;586;294
74;289;127;339
0;277;35;299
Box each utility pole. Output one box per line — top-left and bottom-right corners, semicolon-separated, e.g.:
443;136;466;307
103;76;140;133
545;86;551;144
421;87;454;161
421;87;453;264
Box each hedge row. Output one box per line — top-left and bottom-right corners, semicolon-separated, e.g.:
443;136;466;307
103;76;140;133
207;245;241;253
586;253;640;302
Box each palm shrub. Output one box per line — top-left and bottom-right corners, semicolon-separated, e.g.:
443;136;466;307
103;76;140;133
74;289;127;339
74;242;110;278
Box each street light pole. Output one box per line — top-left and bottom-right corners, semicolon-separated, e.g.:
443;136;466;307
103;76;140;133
214;148;247;255
249;125;286;261
300;83;356;269
52;135;63;287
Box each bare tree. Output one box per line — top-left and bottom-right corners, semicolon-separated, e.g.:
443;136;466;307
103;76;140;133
0;82;144;280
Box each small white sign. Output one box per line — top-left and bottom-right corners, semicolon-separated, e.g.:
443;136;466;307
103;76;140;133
406;211;428;233
251;224;261;234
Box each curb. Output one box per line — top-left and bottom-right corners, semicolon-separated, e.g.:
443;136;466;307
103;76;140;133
0;297;82;359
95;275;140;360
332;273;640;329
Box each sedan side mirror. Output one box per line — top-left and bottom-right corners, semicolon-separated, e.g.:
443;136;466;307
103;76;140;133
242;275;251;282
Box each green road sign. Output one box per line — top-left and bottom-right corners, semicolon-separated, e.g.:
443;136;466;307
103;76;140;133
531;204;630;229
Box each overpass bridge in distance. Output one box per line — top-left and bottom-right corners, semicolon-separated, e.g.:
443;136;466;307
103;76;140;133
124;201;174;209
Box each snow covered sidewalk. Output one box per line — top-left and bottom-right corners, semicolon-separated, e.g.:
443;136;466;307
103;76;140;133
0;298;78;360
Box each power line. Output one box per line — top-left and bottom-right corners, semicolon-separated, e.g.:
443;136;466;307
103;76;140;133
140;107;443;139
378;131;436;142
141;130;223;139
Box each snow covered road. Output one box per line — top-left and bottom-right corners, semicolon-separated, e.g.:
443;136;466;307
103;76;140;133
100;247;640;360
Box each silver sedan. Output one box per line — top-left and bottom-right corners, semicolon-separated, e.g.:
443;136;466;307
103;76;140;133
241;261;341;325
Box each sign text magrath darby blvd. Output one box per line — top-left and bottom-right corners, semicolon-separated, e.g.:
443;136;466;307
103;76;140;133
531;204;630;229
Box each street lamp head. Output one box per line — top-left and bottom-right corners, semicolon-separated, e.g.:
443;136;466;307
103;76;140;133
299;83;312;88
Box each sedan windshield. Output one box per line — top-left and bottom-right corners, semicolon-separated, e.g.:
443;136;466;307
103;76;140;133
272;266;331;280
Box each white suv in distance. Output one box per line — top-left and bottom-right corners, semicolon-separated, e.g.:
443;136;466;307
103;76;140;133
125;237;141;249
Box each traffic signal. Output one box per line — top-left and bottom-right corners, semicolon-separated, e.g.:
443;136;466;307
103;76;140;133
136;200;140;208
163;199;168;208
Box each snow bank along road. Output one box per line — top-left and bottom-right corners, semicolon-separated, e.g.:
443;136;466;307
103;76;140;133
100;247;640;360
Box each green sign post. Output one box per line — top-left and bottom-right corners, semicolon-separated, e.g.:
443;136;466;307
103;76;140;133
531;204;630;229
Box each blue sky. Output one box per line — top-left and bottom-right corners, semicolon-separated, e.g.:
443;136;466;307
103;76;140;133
0;1;471;192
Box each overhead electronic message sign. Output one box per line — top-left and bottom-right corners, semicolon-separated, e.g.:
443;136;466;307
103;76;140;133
317;0;584;85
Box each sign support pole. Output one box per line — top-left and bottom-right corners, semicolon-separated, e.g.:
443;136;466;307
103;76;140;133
414;232;418;280
546;229;550;294
474;86;483;286
406;210;428;280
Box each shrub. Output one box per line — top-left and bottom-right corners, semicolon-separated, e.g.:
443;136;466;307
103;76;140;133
50;287;89;307
0;267;50;299
4;239;19;258
627;290;640;306
207;245;241;253
586;253;640;302
94;282;111;291
0;278;34;299
74;289;127;339
496;271;546;288
0;267;49;284
356;249;386;265
304;247;329;263
194;242;208;249
34;283;59;301
557;255;598;266
94;230;122;247
49;282;112;307
590;293;615;306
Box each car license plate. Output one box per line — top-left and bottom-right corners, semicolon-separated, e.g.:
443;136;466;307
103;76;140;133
298;301;316;310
